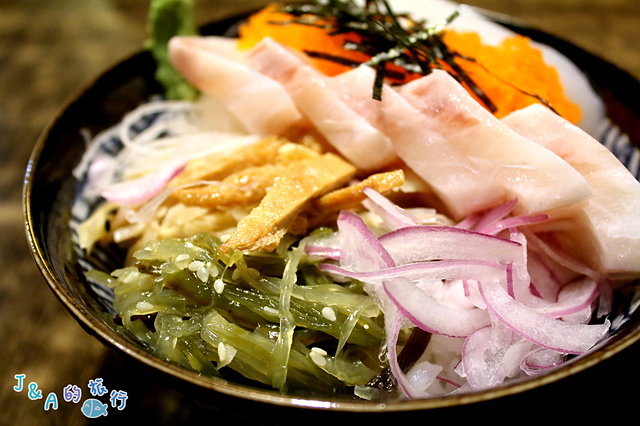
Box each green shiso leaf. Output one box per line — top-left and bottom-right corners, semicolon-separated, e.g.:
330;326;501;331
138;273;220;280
145;0;199;101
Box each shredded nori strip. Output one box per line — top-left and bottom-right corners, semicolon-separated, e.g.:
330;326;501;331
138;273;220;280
146;0;199;100
275;0;497;110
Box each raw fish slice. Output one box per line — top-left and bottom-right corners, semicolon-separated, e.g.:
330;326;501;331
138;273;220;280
171;35;247;62
390;0;605;135
329;65;506;219
168;36;303;135
246;37;398;172
398;70;592;216
502;104;640;275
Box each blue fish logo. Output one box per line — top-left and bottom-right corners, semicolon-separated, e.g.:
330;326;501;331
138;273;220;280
81;398;108;418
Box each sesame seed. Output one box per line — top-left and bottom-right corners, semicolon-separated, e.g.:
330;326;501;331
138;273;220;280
214;279;225;294
188;260;204;271
231;269;242;281
321;307;337;322
175;254;191;263
246;267;260;277
218;342;227;362
264;306;279;316
196;266;209;282
309;350;327;367
136;301;154;312
122;271;140;285
217;342;237;364
311;347;328;356
208;264;219;278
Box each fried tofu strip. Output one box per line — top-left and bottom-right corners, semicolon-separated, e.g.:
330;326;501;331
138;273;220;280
170;164;284;209
313;169;405;213
169;141;321;210
220;153;357;252
168;136;285;188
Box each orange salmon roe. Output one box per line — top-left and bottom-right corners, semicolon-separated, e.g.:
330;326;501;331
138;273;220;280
441;31;581;123
237;3;370;76
238;3;581;124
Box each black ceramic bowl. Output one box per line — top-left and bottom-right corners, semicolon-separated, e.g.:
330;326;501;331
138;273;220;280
23;8;640;417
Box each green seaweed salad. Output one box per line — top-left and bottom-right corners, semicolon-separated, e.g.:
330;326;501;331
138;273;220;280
87;231;386;395
86;0;392;396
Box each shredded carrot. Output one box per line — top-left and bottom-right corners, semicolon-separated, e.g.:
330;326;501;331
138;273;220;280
238;3;581;124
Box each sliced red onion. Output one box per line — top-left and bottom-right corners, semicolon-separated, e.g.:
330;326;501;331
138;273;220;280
480;213;549;236
560;306;594;325
463;280;486;309
385;307;412;397
435;375;463;390
595;279;614;318
501;339;535;378
462;322;536;388
302;231;341;260
503;229;538;306
101;163;185;206
80;153;120;199
378;224;535;308
471;198;518;233
456;197;547;236
383;309;445;399
455;212;481;230
522;229;598;278
304;245;341;260
479;281;609;354
320;259;509;286
521;348;566;375
527;249;566;303
459;326;504;390
337;210;395;271
423;279;478;310
312;189;612;394
379;225;524;265
403;360;444;399
383;277;491;337
362;186;420;230
534;277;599;320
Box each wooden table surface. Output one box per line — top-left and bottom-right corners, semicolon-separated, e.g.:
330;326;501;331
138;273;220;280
1;0;639;424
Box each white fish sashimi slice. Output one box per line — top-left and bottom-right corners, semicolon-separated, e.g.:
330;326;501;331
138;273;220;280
389;0;605;136
502;104;640;275
329;65;505;219
398;70;592;216
168;36;303;136
170;35;247;62
245;37;398;172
